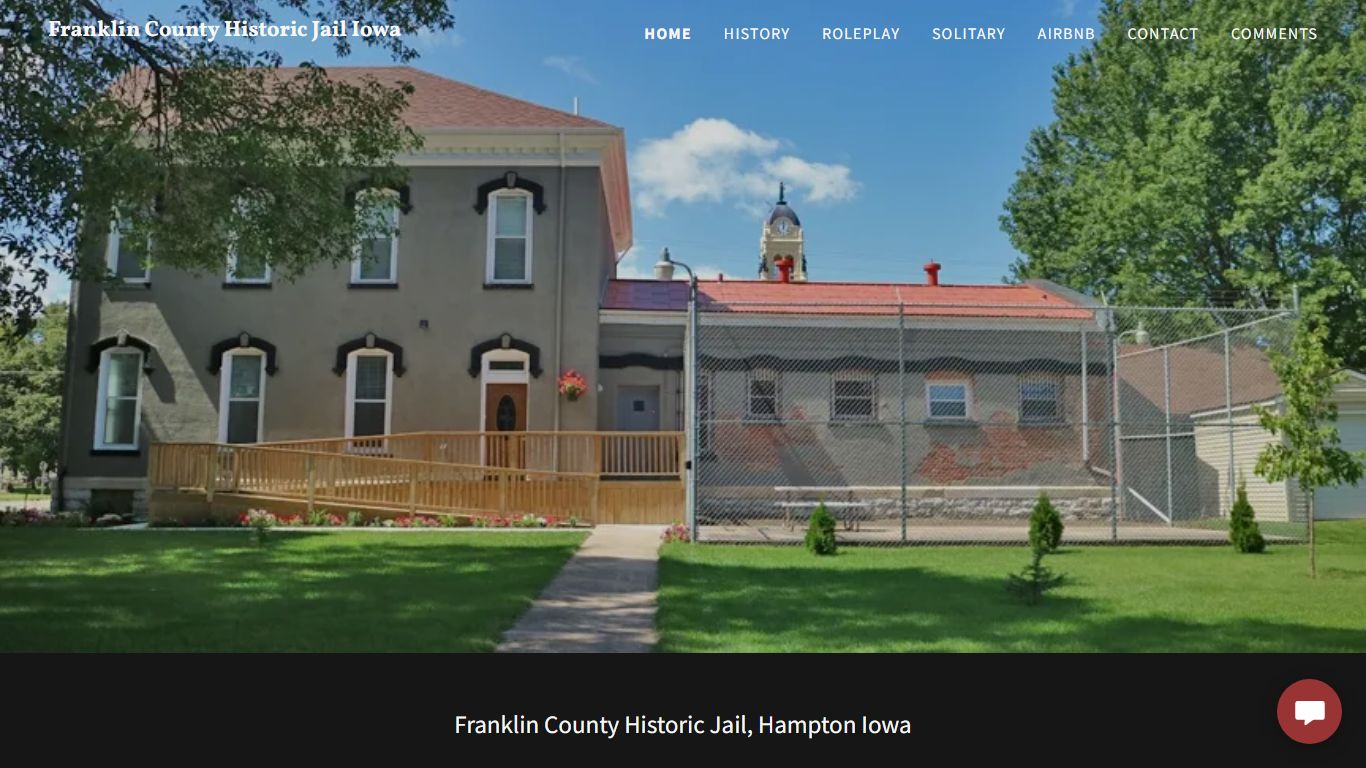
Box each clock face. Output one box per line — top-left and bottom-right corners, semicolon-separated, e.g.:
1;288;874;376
775;218;792;235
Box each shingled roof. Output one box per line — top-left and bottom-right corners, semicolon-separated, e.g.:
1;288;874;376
112;65;615;131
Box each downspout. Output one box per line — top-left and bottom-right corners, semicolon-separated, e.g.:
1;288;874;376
553;131;566;467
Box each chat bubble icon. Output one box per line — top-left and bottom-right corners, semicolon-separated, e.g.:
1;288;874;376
1295;700;1326;726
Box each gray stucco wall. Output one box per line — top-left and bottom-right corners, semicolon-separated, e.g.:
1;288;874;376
62;165;613;487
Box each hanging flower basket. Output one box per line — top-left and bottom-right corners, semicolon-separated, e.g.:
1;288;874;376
558;369;587;401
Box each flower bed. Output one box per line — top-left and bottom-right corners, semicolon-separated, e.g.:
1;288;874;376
1;508;97;528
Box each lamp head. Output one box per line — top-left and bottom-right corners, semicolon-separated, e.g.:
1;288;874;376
1134;323;1151;346
653;247;675;281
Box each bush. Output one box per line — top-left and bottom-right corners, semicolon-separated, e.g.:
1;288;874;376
1028;493;1064;553
242;509;275;546
1228;480;1266;553
345;510;364;527
804;503;838;556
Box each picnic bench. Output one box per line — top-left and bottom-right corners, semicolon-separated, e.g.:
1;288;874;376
774;487;875;531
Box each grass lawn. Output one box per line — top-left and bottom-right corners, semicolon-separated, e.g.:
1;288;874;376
658;521;1366;652
0;529;585;652
0;488;49;502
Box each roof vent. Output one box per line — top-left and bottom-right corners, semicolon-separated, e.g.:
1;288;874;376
924;261;942;287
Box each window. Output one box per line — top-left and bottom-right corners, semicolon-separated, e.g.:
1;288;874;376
218;350;265;443
226;247;271;284
94;349;143;450
926;380;971;420
345;351;393;438
486;191;532;283
1020;380;1061;423
226;195;272;284
832;371;876;422
351;189;399;284
746;369;780;420
106;214;150;283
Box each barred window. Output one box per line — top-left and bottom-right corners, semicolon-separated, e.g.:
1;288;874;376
831;371;875;422
746;369;780;420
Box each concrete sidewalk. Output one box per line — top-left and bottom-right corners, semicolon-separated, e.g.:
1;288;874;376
497;524;665;653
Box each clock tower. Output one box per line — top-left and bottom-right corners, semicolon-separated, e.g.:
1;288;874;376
759;183;806;281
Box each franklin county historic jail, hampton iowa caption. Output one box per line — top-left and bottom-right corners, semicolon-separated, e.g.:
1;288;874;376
454;715;912;738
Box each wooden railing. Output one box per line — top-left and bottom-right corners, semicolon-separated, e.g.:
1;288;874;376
148;442;604;518
254;431;685;477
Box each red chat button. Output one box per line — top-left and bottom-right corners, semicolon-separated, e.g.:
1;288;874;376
1277;679;1342;744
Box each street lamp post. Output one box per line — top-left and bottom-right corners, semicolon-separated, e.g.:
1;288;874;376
654;248;699;541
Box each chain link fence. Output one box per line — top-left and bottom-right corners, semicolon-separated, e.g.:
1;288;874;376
692;301;1304;545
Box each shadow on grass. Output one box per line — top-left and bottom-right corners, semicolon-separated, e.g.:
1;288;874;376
657;553;1366;653
0;530;584;652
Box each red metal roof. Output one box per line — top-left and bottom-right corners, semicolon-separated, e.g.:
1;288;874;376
602;279;1095;320
114;66;614;131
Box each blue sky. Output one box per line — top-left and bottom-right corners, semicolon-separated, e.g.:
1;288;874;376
45;0;1100;298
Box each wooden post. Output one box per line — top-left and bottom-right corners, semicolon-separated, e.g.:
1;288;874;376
590;476;600;523
305;454;316;514
204;446;217;503
408;464;418;514
593;435;603;476
498;470;510;516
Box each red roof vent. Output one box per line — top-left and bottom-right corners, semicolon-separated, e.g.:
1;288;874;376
924;261;942;287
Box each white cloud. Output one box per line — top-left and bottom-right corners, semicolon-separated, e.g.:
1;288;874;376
543;55;598;85
631;118;858;216
1058;0;1079;18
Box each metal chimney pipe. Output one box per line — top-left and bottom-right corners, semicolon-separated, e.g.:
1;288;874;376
924;260;941;286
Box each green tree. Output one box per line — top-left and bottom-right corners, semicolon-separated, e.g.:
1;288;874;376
1254;318;1365;577
0;303;66;483
1002;0;1364;365
1;0;455;329
1028;492;1064;553
804;502;838;556
1227;478;1266;554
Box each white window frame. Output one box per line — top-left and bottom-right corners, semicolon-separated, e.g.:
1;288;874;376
1019;378;1062;424
746;369;781;421
226;248;272;284
344;349;394;439
350;189;400;284
217;348;267;443
106;215;150;283
93;347;144;451
226;195;272;284
831;370;877;423
485;189;534;285
926;379;972;421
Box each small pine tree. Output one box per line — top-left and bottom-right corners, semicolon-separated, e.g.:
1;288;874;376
1028;493;1064;553
805;502;838;556
1228;479;1266;553
1006;548;1065;605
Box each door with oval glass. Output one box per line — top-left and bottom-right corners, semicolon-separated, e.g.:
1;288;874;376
484;383;527;467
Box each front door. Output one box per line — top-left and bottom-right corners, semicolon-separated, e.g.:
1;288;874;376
484;383;527;467
616;385;661;431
